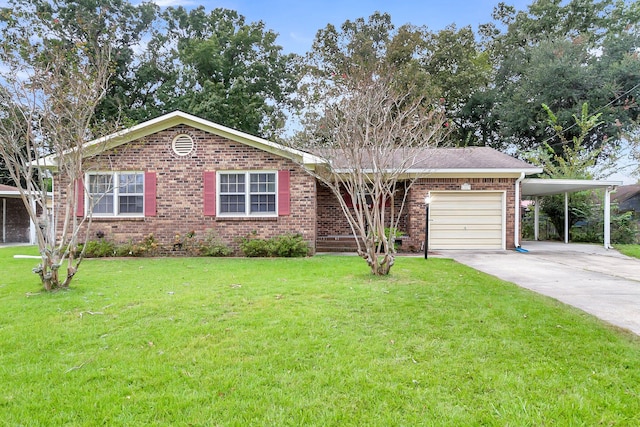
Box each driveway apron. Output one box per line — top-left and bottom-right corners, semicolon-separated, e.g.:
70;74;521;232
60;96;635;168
441;241;640;335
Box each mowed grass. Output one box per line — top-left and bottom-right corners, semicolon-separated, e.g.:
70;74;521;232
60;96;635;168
1;247;640;426
617;244;640;259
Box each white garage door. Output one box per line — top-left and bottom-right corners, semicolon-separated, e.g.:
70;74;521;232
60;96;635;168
429;191;505;250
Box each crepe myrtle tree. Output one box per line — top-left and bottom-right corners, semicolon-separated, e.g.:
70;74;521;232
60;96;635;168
296;71;448;275
0;6;114;290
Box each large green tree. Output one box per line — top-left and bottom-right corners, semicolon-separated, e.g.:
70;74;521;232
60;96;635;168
130;6;299;138
1;0;158;124
421;25;493;145
302;12;435;108
478;0;639;155
298;13;448;275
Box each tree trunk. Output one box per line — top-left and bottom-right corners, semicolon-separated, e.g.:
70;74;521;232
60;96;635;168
360;238;395;276
34;252;72;291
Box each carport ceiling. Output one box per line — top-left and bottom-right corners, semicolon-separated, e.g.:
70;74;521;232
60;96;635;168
522;178;622;196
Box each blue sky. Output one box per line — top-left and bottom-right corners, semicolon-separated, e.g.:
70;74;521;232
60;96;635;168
156;0;533;55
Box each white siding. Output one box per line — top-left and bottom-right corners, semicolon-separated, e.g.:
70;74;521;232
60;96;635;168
429;191;505;250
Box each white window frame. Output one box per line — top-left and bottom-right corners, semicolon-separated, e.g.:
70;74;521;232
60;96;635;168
86;171;145;218
217;171;278;217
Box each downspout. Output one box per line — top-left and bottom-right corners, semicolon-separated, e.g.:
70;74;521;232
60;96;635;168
514;172;525;248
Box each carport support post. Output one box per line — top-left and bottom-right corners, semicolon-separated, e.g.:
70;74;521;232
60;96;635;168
564;192;569;244
604;186;612;249
534;197;539;241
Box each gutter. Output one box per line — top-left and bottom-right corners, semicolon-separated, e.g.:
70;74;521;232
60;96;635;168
514;172;525;248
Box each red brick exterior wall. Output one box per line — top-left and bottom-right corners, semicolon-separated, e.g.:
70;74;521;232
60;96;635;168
316;177;520;252
2;197;31;243
316;184;409;237
55;125;317;254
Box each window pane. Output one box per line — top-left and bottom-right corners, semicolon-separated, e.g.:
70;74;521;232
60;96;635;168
92;195;113;214
250;173;275;193
89;174;114;214
89;174;113;194
119;195;144;214
250;194;276;213
220;174;245;193
119;173;143;194
220;195;246;213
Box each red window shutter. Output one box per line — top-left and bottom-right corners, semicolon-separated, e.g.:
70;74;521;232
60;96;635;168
144;172;157;217
342;193;353;208
278;170;290;216
203;171;216;216
75;178;84;217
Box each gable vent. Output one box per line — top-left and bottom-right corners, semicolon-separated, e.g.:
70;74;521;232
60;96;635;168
172;134;194;156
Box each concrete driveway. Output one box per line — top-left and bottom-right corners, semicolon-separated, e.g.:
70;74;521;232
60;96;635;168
442;241;640;335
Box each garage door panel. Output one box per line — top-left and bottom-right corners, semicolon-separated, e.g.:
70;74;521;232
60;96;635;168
433;242;503;250
432;217;502;225
431;209;502;217
432;198;502;209
432;226;502;235
431;224;503;231
429;191;504;250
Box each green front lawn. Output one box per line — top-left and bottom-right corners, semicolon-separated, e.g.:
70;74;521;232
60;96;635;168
616;244;640;259
1;247;639;425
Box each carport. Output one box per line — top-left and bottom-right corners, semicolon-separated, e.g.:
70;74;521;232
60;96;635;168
521;178;623;249
0;184;36;244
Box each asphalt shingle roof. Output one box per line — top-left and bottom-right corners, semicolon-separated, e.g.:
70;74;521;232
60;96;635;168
321;146;539;171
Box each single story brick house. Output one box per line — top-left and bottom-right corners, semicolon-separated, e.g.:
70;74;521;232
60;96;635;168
0;184;34;244
41;111;542;254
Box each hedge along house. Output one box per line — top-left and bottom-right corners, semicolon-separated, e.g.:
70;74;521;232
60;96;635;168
40;111;542;254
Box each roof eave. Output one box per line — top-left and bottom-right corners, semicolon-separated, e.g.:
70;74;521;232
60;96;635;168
522;178;623;196
39;111;326;169
331;167;543;176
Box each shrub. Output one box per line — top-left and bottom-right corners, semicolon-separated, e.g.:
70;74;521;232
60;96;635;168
272;233;309;257
239;236;275;257
78;239;116;258
170;230;198;255
129;234;159;257
199;230;233;257
611;212;638;244
239;233;309;257
384;227;406;251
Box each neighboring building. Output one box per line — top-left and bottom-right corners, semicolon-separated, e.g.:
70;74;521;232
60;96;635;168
613;185;640;216
40;111;542;254
613;184;640;243
0;184;32;244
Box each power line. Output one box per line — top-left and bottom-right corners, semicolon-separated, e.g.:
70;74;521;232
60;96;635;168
538;81;640;148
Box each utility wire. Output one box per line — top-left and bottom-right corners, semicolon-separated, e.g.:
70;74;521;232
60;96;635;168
537;81;640;148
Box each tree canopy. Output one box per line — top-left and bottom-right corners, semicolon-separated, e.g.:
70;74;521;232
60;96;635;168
478;0;639;156
0;0;638;188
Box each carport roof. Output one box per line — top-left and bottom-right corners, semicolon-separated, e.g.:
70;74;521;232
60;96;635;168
0;184;21;196
522;178;623;196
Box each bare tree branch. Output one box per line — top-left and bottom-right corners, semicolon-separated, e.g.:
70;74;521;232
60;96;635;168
0;9;115;290
296;71;448;275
